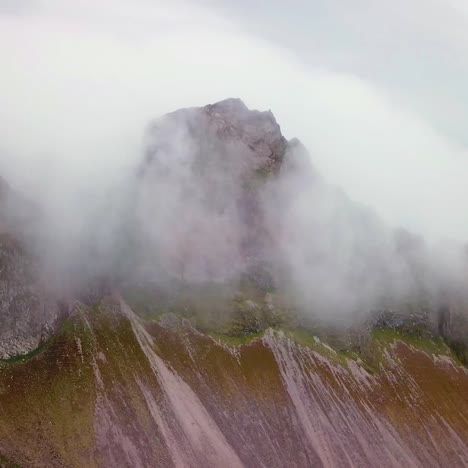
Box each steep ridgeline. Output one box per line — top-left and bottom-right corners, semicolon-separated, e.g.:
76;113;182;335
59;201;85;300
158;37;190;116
0;298;467;467
0;99;468;466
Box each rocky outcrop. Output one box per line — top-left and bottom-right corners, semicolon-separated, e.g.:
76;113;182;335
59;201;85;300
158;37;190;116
137;98;291;287
144;98;288;174
0;235;62;358
0;179;62;358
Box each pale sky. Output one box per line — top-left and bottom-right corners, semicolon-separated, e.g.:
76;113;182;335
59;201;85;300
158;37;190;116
1;0;468;241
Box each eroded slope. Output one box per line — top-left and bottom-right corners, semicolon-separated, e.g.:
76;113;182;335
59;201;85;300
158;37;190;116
0;299;467;467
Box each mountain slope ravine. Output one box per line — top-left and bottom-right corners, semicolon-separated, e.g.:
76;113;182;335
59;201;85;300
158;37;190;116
0;296;467;467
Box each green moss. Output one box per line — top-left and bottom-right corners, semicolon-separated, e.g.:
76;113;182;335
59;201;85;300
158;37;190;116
120;283;466;372
0;453;21;468
287;329;352;366
354;328;462;373
446;339;468;366
206;324;353;368
372;328;450;356
0;342;47;364
208;330;265;346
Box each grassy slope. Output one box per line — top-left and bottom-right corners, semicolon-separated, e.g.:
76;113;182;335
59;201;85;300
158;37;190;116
123;284;465;371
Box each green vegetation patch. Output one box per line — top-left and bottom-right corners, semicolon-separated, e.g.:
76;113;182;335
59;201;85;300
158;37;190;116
124;282;465;373
372;328;451;356
0;342;47;365
208;330;266;346
0;453;21;468
287;328;356;366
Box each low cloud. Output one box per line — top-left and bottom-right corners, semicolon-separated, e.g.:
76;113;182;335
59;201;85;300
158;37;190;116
0;0;467;324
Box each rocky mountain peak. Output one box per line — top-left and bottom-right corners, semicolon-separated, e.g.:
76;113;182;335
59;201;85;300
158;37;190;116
144;98;288;175
133;99;298;286
203;98;287;165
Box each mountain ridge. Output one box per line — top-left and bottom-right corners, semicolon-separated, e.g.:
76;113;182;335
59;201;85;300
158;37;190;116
0;98;468;466
0;297;467;467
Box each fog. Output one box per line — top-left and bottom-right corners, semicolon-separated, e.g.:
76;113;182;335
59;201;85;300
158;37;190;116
0;0;468;321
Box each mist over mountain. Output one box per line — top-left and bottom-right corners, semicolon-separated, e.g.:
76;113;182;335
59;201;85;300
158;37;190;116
2;1;468;466
8;100;468;307
0;99;468;466
1;98;468;352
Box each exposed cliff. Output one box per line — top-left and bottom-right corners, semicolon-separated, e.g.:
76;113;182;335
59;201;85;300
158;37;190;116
136;98;289;288
0;181;62;359
0;235;62;359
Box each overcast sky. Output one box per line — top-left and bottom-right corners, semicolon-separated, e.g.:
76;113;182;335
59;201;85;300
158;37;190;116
1;0;468;241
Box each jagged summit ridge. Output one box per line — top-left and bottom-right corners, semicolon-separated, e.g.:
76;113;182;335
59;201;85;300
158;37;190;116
136;99;301;286
145;98;289;173
203;98;287;164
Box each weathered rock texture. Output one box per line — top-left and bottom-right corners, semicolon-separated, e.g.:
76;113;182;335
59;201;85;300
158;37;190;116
0;299;467;467
136;98;289;286
0;235;61;359
0;182;62;358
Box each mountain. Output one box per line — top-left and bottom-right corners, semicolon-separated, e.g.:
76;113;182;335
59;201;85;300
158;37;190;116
0;99;467;467
135;98;289;287
0;180;62;360
0;298;467;467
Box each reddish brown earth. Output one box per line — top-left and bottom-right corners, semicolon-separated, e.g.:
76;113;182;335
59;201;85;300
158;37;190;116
0;298;467;467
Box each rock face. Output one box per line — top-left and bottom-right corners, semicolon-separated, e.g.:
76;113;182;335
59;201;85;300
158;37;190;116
135;98;449;312
144;98;287;175
136;98;289;286
0;235;62;359
0;181;62;359
0;299;467;467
